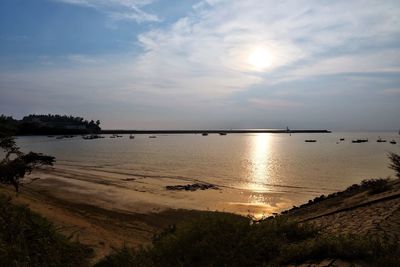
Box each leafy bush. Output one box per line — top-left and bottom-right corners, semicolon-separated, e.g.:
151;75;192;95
0;194;93;267
388;152;400;179
95;212;399;267
0;136;55;192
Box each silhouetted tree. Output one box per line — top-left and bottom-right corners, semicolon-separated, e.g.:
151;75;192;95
0;134;55;193
389;152;400;179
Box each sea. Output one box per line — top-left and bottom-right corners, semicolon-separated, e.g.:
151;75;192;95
14;132;400;217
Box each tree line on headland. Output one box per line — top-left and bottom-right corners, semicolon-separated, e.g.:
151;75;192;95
0;114;101;135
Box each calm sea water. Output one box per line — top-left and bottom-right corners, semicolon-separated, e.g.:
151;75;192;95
14;132;400;215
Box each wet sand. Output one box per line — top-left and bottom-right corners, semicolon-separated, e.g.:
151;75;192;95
23;165;306;217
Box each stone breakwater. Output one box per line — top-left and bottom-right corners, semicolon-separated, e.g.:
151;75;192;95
286;179;400;244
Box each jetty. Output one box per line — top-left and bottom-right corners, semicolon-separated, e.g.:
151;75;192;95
100;129;331;135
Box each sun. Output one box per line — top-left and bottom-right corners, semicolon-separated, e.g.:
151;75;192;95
247;47;272;71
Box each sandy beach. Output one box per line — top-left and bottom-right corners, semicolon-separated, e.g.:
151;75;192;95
2;173;399;264
20;165;305;217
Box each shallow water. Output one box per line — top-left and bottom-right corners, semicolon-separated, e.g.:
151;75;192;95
15;132;400;216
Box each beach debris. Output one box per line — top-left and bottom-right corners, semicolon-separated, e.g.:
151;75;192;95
166;183;218;191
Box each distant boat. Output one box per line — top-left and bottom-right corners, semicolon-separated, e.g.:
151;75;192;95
83;134;103;140
219;132;227;136
390;140;397;144
352;138;368;143
339;138;345;141
202;133;208;136
377;137;386;143
305;139;316;142
149;135;157;138
129;135;135;139
56;136;64;139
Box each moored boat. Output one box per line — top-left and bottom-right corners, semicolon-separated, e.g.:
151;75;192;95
377;137;386;143
352;138;368;143
83;134;103;140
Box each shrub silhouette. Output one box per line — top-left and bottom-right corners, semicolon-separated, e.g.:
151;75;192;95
388;152;400;179
0;135;55;192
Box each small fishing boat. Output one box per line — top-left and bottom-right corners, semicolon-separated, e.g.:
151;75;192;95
219;132;227;135
83;134;103;140
377;137;386;143
129;135;135;139
352;138;368;143
390;140;397;144
305;139;316;142
149;135;157;138
339;138;345;141
202;133;208;136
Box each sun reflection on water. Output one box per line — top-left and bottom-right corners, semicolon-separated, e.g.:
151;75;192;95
248;133;271;192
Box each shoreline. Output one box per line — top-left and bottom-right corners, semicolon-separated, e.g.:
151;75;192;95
2;178;399;263
23;165;320;218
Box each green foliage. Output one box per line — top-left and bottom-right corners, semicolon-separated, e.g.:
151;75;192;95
0;113;101;135
388;152;400;179
0;115;17;138
96;212;399;267
21;114;101;132
0;194;93;267
0;135;55;192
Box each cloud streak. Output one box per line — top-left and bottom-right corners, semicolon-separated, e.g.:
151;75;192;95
56;0;159;23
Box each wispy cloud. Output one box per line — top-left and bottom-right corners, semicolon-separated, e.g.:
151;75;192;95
67;54;103;64
382;88;400;95
132;0;400;94
55;0;159;23
248;98;302;110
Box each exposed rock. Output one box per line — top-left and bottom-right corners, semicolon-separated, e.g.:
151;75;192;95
166;183;219;191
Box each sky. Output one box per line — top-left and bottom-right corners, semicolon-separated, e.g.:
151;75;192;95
0;0;399;130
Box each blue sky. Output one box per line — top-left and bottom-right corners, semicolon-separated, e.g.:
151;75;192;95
0;0;399;130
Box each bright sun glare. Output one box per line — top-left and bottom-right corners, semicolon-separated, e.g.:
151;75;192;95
247;47;272;71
